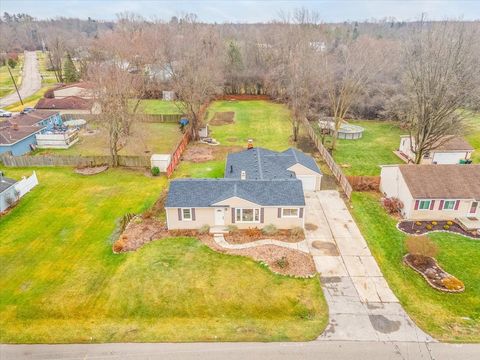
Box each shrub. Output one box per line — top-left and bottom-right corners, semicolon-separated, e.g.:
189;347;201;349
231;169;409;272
4;196;17;207
290;227;304;240
406;235;438;259
431;221;438;226
227;225;238;233
246;227;262;238
275;256;289;269
382;197;404;215
151;166;160;176
113;235;128;253
441;276;464;291
198;224;210;234
142;210;154;219
443;224;450;230
415;221;422;226
262;224;278;235
425;224;433;230
447;220;453;226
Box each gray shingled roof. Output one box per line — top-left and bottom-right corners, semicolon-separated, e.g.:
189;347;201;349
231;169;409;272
224;147;321;180
0;176;17;193
165;178;305;208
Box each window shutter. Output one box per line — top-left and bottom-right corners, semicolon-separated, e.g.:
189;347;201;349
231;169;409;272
430;200;435;210
454;200;460;210
439;200;444;210
414;200;419;210
299;208;304;218
192;208;196;221
260;208;264;223
278;208;282;218
178;208;182;220
231;208;235;223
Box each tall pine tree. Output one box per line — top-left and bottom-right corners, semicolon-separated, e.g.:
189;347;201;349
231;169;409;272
63;53;79;83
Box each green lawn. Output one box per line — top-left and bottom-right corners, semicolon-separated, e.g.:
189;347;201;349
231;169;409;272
35;122;183;156
325;120;404;176
466;112;480;163
36;51;59;85
0;54;24;98
135;99;185;115
0;167;327;343
351;192;480;342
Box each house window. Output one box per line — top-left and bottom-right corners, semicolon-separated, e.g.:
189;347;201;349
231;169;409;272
236;208;260;223
282;208;299;218
419;200;431;210
443;201;455;210
182;208;192;220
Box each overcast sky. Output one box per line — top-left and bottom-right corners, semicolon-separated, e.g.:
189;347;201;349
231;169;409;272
2;0;479;23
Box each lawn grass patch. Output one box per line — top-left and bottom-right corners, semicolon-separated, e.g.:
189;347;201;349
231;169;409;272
4;86;51;112
36;51;58;86
465;111;480;163
0;54;24;98
350;191;480;342
134;99;185;115
0;166;327;343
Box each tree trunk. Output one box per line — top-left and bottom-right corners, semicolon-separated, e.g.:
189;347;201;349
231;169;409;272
414;149;423;164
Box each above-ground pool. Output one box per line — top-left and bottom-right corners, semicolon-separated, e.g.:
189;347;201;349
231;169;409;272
318;120;365;140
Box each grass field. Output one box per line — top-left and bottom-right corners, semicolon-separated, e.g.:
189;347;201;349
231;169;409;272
350;192;480;342
35;122;183;157
466;112;480;163
0;55;24;98
322;120;404;176
135;99;185;115
0;167;327;343
36;51;59;86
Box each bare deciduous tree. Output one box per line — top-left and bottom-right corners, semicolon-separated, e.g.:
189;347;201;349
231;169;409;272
401;20;479;163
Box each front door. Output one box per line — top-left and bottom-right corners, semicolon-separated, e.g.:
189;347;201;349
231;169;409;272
470;201;478;215
215;208;225;225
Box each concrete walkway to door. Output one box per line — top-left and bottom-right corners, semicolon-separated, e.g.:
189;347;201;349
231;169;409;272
305;190;433;342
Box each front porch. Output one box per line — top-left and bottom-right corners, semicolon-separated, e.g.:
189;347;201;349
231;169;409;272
456;216;480;231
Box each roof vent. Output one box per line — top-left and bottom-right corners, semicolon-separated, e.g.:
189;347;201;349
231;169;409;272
247;139;253;149
241;170;246;180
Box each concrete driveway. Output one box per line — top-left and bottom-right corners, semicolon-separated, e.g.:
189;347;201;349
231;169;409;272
0;51;42;108
304;190;433;342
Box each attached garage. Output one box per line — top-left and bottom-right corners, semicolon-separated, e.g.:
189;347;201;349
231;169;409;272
297;175;319;192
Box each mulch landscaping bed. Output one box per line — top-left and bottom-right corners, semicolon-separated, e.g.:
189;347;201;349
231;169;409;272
75;165;109;176
199;236;316;278
403;254;465;293
225;228;305;244
210;111;235;125
398;220;480;239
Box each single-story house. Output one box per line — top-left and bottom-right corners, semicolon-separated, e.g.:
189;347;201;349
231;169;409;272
398;135;474;164
0;174;18;212
35;96;100;115
165;147;322;230
53;82;94;99
380;164;480;228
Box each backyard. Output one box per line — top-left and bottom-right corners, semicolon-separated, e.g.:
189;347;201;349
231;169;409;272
0;54;24;98
0;166;327;343
351;192;480;342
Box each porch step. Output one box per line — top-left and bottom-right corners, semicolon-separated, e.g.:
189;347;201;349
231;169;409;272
209;226;229;234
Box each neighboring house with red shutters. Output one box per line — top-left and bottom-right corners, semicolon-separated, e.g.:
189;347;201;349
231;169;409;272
165;146;322;230
380;164;480;229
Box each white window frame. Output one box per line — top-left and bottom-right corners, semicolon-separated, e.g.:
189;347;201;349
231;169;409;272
282;208;300;218
419;200;431;210
182;208;193;221
442;200;456;210
235;208;260;223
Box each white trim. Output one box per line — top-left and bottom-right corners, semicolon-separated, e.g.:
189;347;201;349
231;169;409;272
235;208;260;223
282;208;300;218
181;208;193;221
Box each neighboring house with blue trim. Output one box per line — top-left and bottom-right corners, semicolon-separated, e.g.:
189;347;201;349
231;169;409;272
0;110;62;156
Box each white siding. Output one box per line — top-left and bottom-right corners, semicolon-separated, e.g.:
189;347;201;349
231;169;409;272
380;166;414;218
432;152;469;164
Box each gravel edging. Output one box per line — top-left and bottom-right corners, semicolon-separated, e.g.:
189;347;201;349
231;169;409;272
403;254;465;293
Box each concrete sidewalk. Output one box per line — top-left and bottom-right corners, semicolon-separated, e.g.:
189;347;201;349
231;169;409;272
304;190;433;342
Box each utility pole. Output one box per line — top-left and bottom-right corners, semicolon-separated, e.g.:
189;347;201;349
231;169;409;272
7;65;23;105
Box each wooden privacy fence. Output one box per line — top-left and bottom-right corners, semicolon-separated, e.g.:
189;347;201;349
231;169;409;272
166;130;191;177
301;118;353;199
136;113;185;123
0;154;150;168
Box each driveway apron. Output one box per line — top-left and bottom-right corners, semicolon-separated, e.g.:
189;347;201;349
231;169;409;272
305;190;433;342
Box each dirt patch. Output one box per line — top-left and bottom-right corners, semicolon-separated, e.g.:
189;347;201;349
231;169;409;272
398;220;480;239
225;228;305;244
199;236;316;277
210;111;235;125
182;143;244;163
312;241;339;256
75;165;109;175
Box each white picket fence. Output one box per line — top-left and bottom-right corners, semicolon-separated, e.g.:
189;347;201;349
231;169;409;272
15;171;39;198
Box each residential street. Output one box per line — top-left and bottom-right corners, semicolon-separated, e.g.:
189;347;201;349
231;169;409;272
2;341;480;360
0;51;42;108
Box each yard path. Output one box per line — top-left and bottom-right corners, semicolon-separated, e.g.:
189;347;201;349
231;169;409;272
0;51;42;108
212;233;310;253
305;190;433;342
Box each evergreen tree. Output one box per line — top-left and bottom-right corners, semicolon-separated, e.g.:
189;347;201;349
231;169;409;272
63;53;79;83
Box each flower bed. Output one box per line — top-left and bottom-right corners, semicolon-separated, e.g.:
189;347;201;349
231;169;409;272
225;228;305;244
403;254;465;293
398;220;480;239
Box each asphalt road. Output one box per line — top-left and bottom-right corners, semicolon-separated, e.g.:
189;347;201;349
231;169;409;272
0;51;42;108
1;341;480;360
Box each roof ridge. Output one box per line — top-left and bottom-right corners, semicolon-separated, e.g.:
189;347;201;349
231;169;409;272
256;148;264;179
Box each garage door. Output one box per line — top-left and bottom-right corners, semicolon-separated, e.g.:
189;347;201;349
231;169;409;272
297;175;316;191
432;152;466;164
